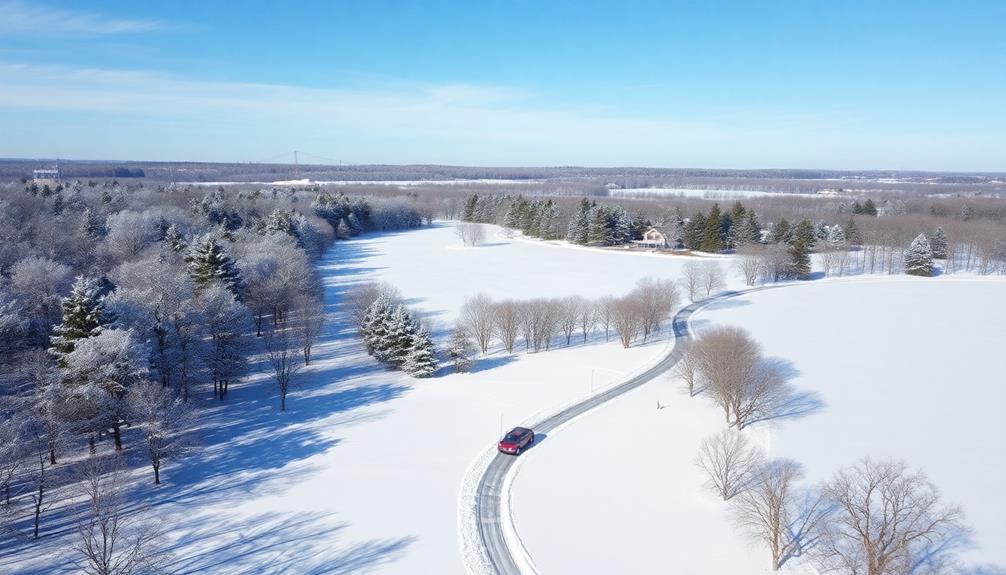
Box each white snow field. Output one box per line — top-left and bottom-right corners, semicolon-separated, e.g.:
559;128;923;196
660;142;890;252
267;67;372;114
1;222;737;574
512;277;1006;574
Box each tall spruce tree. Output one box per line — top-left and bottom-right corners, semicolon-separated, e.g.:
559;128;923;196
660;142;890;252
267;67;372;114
789;239;812;278
700;204;723;252
904;233;934;276
845;217;862;245
163;224;187;252
403;327;438;377
770;218;792;244
187;237;244;298
931;226;948;259
793;219;816;249
684;212;706;250
566;198;591;245
50;276;110;358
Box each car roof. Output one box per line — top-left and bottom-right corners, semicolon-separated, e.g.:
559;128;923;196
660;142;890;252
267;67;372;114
510;427;531;434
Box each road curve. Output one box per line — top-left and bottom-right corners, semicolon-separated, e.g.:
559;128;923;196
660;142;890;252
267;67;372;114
472;287;774;574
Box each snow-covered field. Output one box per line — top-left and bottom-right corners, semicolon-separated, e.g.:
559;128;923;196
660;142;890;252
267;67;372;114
609;187;824;200
9;222;1001;575
2;222;732;574
512;277;1006;574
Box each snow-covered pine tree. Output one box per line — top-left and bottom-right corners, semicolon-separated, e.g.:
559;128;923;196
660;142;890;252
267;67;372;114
743;211;762;244
403;326;438;377
845;217;862;245
904;233;934;277
827;224;846;247
447;325;476;373
788;239;812;278
566;198;591;245
931;226;948;259
361;296;394;358
187;236;244;298
612;207;633;244
50;276;111;358
336;218;352;239
164;224;187;253
385;305;418;367
80;208;105;239
586;205;612;246
344;212;362;235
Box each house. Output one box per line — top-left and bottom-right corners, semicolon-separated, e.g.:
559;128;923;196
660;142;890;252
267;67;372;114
634;226;673;249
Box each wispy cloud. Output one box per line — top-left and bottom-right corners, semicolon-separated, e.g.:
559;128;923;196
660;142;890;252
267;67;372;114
0;1;166;36
2;59;987;170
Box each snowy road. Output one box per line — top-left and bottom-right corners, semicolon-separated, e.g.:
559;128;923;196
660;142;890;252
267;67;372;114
470;286;781;574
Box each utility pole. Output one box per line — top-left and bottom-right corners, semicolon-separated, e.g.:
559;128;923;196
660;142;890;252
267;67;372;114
293;150;300;180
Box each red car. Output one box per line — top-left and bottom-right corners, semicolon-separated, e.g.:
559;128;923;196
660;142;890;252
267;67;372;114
498;427;535;455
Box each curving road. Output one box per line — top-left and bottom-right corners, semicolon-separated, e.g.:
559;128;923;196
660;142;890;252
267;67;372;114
472;287;776;574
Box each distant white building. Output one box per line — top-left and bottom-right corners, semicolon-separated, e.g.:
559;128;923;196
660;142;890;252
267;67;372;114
633;226;683;249
32;164;60;187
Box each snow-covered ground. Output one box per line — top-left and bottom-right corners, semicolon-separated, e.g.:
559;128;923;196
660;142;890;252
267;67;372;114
512;277;1006;574
2;222;733;574
609;187;824;200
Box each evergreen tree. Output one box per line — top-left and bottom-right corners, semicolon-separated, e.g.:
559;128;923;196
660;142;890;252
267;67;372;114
447;326;476;373
904;233;934;277
792;219;816;249
770;218;792;244
701;203;723;252
743;210;762;244
931;226;948;259
789;240;812;278
336;219;352;239
462;194;479;222
385;305;418;366
163;224;187;252
80;208;105;239
346;212;364;234
187;237;244;298
566;198;591;245
586;205;611;246
612;206;633;244
845;217;862;245
502;203;519;229
361;296;395;360
50;276;111;358
827;224;847;247
403;327;438;377
861;198;878;216
684;212;706;250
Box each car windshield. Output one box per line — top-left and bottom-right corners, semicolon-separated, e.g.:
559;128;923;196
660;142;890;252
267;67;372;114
504;432;523;441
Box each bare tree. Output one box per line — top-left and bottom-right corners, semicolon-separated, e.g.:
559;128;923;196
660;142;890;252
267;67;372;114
460;293;495;354
126;382;195;485
265;323;302;412
596;296;615;342
680;261;702;302
701;261;725;298
74;456;169;575
632;277;680;342
734;459;826;570
559;296;583;346
492;300;520;353
578;300;597;343
691;327;790;429
695;429;763;501
678;346;701;396
611;295;643;348
455;222;486;246
817;458;970;575
295;295;325;365
735;246;763;286
344;282;400;329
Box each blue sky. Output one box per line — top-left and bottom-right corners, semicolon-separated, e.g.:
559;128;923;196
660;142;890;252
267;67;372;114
1;0;1004;170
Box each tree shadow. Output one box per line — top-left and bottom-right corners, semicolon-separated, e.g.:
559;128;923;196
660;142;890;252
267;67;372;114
747;357;826;428
467;354;518;374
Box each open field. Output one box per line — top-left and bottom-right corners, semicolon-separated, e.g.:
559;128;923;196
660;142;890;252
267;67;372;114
512;278;1006;574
